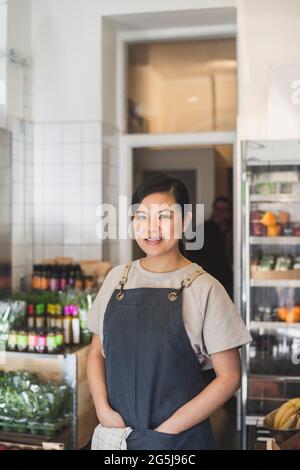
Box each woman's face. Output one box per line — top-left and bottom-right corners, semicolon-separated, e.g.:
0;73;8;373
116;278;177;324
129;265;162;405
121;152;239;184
133;192;190;257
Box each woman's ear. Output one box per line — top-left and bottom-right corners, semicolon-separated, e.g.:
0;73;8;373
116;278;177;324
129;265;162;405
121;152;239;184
183;211;193;233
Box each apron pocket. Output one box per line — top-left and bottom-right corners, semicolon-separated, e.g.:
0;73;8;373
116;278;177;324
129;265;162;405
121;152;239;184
127;428;195;451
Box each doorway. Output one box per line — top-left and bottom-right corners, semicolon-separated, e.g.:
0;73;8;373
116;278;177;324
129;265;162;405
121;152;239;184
132;144;233;267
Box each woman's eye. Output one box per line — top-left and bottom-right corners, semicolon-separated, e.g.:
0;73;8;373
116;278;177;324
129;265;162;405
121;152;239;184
159;213;171;219
135;214;147;221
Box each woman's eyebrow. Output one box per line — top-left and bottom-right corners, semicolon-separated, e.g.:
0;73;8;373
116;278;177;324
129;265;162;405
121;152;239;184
135;209;147;215
158;209;173;213
135;208;174;215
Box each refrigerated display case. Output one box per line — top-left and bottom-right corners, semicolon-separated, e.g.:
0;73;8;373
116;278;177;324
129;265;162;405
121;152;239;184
240;140;300;449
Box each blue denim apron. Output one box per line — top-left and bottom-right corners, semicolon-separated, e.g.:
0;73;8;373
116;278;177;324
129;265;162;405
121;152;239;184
103;262;218;450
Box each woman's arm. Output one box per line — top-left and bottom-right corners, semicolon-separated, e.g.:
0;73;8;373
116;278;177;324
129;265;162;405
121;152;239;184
87;334;126;428
155;347;241;434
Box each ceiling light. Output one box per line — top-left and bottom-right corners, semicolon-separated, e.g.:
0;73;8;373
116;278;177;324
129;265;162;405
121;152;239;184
187;96;199;103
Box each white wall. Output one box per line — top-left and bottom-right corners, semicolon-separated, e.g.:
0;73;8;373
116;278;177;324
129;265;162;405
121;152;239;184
0;1;7;121
31;0;235;122
237;0;300;138
28;0;300;138
5;0;33;289
7;0;32;119
31;0;101;122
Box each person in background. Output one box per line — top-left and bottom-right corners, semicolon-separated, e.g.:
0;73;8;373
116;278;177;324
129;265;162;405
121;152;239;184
188;196;233;299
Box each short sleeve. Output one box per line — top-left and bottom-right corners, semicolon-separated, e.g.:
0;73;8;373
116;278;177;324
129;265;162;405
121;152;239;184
202;279;252;355
87;266;120;337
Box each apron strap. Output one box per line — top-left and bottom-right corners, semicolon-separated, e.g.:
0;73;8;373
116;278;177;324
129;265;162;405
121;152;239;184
116;261;205;301
168;266;205;301
116;261;133;300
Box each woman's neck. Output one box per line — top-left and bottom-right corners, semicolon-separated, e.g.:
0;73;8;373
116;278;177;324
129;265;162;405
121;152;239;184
141;250;192;273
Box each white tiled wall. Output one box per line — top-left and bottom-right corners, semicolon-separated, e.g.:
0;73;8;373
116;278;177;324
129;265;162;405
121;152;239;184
32;120;105;265
8;118;121;288
8;116;33;290
101;123;119;265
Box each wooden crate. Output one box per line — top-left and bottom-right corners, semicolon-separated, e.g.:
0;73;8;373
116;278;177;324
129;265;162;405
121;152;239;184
251;268;300;280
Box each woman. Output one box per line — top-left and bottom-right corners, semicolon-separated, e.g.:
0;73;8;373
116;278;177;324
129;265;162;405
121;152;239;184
87;173;252;450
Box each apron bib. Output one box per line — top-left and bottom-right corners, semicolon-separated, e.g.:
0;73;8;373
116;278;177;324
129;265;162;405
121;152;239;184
103;262;218;450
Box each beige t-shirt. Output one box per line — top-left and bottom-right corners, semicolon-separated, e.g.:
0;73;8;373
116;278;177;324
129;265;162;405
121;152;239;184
87;259;252;370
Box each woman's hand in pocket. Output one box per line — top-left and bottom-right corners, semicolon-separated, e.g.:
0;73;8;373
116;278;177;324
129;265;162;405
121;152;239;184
154;422;179;434
97;403;126;428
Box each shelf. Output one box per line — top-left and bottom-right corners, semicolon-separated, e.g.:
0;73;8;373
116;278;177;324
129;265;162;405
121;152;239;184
250;194;300;203
250;279;300;287
249;396;287;403
3;344;87;359
245;415;266;427
0;426;71;450
249;374;300;382
250;321;300;330
250;236;300;245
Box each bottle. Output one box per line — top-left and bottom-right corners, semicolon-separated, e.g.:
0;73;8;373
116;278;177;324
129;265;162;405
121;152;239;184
31;265;41;290
40;265;49;291
35;302;45;316
55;328;64;351
28;329;37;352
50;268;59;292
7;330;18;351
74;266;84;290
46;303;55;328
71;305;80;344
36;329;47;354
68;267;75;288
50;304;58;329
85;275;94;290
27;303;35;328
55;314;63;329
17;329;28;352
60;265;68;291
36;303;46;328
46;329;57;354
55;303;63;329
63;306;72;345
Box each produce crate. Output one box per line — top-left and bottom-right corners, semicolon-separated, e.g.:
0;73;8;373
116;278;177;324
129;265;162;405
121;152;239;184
0;345;98;449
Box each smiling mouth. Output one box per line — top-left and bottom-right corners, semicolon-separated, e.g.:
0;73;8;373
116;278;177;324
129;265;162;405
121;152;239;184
144;237;163;245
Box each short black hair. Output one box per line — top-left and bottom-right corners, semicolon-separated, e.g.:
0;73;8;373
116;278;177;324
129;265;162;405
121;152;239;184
213;196;232;211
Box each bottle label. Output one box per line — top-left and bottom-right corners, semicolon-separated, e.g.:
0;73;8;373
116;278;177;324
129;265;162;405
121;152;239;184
56;334;63;346
37;336;46;347
47;336;57;348
8;334;17;346
18;335;28;347
48;304;56;315
36;303;45;315
28;335;37;347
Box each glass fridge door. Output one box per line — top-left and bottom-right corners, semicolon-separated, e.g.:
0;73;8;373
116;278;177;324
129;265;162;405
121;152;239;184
241;140;300;449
